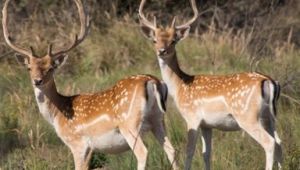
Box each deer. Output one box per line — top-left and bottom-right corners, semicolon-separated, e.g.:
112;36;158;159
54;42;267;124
138;0;283;169
2;0;179;169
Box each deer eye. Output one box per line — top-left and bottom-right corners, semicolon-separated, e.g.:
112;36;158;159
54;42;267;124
27;68;31;71
152;39;157;44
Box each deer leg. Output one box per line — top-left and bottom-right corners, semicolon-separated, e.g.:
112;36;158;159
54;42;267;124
200;127;212;170
239;121;275;170
120;128;148;170
261;108;283;169
274;131;283;169
151;117;178;170
263;123;283;169
261;79;283;168
70;144;93;170
184;124;199;170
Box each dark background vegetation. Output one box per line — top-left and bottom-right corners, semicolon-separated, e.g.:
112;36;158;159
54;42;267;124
0;0;299;169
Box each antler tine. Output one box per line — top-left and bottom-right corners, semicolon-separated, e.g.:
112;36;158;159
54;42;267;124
47;44;53;56
171;16;177;28
2;0;32;57
176;0;199;29
51;0;90;58
30;46;37;56
138;0;156;30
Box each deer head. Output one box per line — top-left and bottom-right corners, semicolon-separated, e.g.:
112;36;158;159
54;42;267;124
139;0;198;59
2;0;90;86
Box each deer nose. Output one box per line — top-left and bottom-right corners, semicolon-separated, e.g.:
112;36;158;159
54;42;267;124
34;79;43;86
158;48;167;55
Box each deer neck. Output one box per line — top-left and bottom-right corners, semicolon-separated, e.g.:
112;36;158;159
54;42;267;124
33;78;71;124
158;52;193;97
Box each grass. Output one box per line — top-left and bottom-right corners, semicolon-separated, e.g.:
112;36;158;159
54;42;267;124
0;2;300;170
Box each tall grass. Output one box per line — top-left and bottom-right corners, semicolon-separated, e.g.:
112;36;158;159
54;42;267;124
0;0;300;169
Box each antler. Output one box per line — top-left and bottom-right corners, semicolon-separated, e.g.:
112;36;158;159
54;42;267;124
175;0;198;29
138;0;156;30
49;0;90;58
2;0;89;58
2;0;32;57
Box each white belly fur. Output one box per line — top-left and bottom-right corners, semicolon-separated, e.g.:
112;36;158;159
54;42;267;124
88;128;129;154
201;112;240;131
196;96;240;131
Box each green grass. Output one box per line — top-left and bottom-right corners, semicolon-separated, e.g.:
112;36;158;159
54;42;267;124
0;18;300;170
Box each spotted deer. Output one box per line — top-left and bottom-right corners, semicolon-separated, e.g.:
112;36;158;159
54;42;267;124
2;0;179;169
138;0;283;169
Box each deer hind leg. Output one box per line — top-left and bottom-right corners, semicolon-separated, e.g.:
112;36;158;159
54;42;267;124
200;127;212;170
274;131;283;169
151;115;178;170
261;80;283;168
238;120;275;170
119;128;148;170
261;107;283;169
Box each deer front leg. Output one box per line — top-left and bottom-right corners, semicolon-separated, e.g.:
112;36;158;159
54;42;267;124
70;142;93;170
119;127;148;170
184;124;199;170
200;127;212;170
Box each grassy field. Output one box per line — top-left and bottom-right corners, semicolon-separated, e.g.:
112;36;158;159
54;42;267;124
0;0;300;170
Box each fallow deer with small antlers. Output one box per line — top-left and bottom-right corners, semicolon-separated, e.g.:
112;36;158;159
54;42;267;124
139;0;283;169
2;0;178;169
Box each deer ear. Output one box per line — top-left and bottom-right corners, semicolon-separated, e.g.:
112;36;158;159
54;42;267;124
140;25;156;41
176;26;190;41
15;53;29;65
53;54;68;68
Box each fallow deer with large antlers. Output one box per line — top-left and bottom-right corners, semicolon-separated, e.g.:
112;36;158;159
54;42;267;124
139;0;283;169
2;0;178;169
